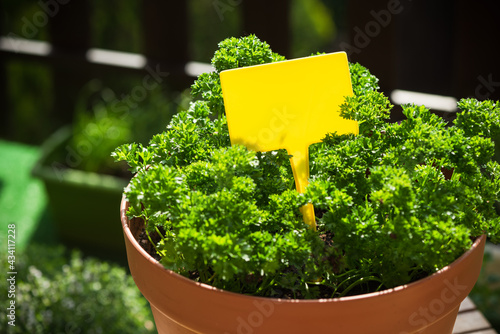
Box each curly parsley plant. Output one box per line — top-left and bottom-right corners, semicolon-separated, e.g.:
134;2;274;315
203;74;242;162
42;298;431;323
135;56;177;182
113;35;500;298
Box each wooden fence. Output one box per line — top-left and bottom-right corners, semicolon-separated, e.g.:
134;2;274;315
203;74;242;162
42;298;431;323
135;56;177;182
1;0;500;143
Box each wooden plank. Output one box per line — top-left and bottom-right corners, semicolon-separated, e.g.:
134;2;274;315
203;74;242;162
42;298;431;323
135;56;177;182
453;310;494;334
459;297;477;312
453;297;498;334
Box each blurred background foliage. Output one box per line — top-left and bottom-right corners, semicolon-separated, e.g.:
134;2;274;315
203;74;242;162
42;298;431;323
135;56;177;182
1;0;346;145
0;244;156;333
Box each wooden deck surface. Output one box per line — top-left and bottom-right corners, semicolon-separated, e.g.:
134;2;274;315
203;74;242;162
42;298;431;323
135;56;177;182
453;297;498;334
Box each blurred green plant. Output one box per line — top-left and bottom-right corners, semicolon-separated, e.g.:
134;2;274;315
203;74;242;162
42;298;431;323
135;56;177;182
67;80;186;176
0;244;155;333
291;0;337;57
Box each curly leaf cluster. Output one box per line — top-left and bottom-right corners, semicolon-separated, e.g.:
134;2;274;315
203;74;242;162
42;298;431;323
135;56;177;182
114;35;500;297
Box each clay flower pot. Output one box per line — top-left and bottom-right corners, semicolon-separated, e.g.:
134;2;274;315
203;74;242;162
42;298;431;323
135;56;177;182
121;197;486;334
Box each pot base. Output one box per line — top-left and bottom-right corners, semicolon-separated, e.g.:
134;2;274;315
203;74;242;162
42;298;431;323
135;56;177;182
121;197;486;334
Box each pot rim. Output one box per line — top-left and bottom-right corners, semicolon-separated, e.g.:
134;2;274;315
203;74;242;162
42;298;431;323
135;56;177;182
121;195;486;304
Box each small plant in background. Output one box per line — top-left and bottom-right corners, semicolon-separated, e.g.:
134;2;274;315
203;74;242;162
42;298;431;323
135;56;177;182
0;244;155;333
113;35;500;299
67;80;187;176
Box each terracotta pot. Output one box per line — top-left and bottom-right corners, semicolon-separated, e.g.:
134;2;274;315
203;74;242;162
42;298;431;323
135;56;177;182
121;197;486;334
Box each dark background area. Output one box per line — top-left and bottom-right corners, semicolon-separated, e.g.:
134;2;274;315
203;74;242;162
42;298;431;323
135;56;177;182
1;0;500;144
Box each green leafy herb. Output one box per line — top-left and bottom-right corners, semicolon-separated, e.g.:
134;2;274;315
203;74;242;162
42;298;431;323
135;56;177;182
114;35;500;298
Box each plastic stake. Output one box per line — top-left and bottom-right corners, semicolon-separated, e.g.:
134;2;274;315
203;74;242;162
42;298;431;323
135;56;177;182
220;52;357;230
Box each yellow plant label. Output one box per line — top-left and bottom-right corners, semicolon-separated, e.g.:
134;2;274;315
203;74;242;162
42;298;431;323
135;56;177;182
220;51;357;230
